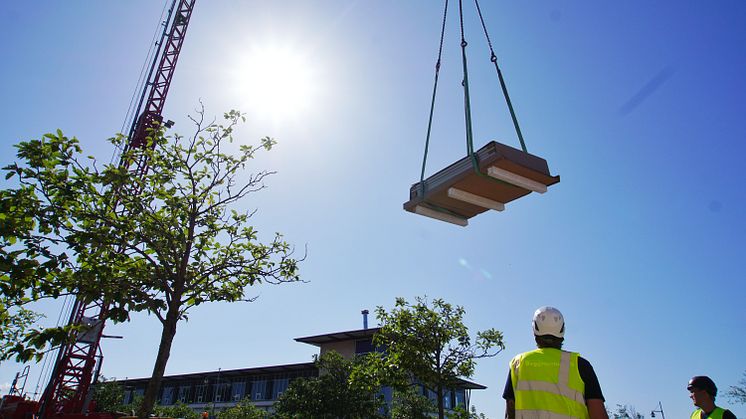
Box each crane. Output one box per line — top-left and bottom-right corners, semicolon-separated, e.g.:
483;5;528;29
0;2;196;419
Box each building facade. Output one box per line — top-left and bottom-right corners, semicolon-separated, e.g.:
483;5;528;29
118;322;485;415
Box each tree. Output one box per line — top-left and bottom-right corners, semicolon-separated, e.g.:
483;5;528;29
154;402;200;419
1;134;96;363
374;297;505;419
1;107;301;419
449;405;489;419
273;351;386;419
610;404;644;419
390;387;436;419
91;378;124;413
0;307;41;362
217;397;267;419
91;381;198;419
725;370;746;404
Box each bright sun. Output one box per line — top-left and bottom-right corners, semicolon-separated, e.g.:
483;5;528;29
231;44;317;121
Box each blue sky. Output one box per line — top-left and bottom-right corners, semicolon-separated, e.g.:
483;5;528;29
1;2;745;418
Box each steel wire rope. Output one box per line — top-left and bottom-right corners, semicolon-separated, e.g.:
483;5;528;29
458;0;477;168
416;0;472;221
473;0;527;153
416;0;473;222
32;294;74;400
415;0;509;221
419;0;450;189
458;0;512;188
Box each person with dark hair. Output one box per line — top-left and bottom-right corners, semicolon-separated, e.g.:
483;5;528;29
688;375;737;419
502;306;608;419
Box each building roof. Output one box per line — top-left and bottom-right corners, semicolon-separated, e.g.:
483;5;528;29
457;377;488;390
294;327;381;346
119;361;316;384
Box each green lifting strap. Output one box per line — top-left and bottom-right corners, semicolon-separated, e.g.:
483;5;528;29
473;0;528;154
458;0;510;187
417;0;530;216
419;0;449;188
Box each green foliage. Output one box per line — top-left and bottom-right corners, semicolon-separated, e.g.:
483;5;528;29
0;306;42;362
391;387;436;419
610;404;643;419
217;397;267;419
726;371;746;404
92;378;125;412
95;386;196;419
154;402;200;419
0;108;301;419
0;130;88;363
273;351;386;419
448;405;489;419
374;296;505;419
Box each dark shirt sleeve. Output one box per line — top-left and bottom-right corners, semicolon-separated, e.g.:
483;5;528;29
723;409;737;419
502;370;514;400
578;356;604;401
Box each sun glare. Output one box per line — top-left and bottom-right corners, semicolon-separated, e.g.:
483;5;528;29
231;44;318;121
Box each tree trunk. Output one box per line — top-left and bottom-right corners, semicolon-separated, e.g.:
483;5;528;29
437;384;444;419
137;306;180;419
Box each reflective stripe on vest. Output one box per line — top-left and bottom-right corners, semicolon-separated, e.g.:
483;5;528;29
510;348;589;419
691;407;725;419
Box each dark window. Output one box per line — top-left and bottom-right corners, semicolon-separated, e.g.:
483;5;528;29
213;382;231;402
444;389;453;409
355;339;374;354
178;385;191;403
273;378;289;400
455;389;465;407
161;387;174;405
232;381;245;401
264;379;274;400
253;380;266;401
195;384;206;403
123;390;132;405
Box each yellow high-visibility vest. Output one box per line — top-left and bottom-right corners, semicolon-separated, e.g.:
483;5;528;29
690;407;725;419
510;348;589;419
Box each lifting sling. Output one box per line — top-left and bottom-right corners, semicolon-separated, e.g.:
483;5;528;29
405;0;560;226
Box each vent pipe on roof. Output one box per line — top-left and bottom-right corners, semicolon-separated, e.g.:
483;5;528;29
361;309;369;329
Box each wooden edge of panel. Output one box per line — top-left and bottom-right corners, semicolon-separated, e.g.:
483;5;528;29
487;166;548;193
447;187;505;211
414;205;468;227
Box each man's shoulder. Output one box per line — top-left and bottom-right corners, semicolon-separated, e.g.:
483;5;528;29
510;349;539;362
722;408;737;419
577;355;592;365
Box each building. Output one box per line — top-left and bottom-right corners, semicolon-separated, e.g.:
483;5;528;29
118;315;486;415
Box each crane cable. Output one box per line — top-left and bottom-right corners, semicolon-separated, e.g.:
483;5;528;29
472;0;527;153
419;0;529;188
458;0;478;171
419;0;449;188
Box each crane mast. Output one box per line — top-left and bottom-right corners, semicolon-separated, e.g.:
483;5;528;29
33;2;197;418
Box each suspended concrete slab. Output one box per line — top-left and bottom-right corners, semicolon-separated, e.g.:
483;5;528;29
403;141;560;226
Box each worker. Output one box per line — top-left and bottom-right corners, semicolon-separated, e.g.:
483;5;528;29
688;375;737;419
502;306;608;419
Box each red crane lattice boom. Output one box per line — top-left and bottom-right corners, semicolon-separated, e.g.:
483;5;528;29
30;2;197;419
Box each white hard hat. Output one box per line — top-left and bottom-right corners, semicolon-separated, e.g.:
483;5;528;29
533;306;565;338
